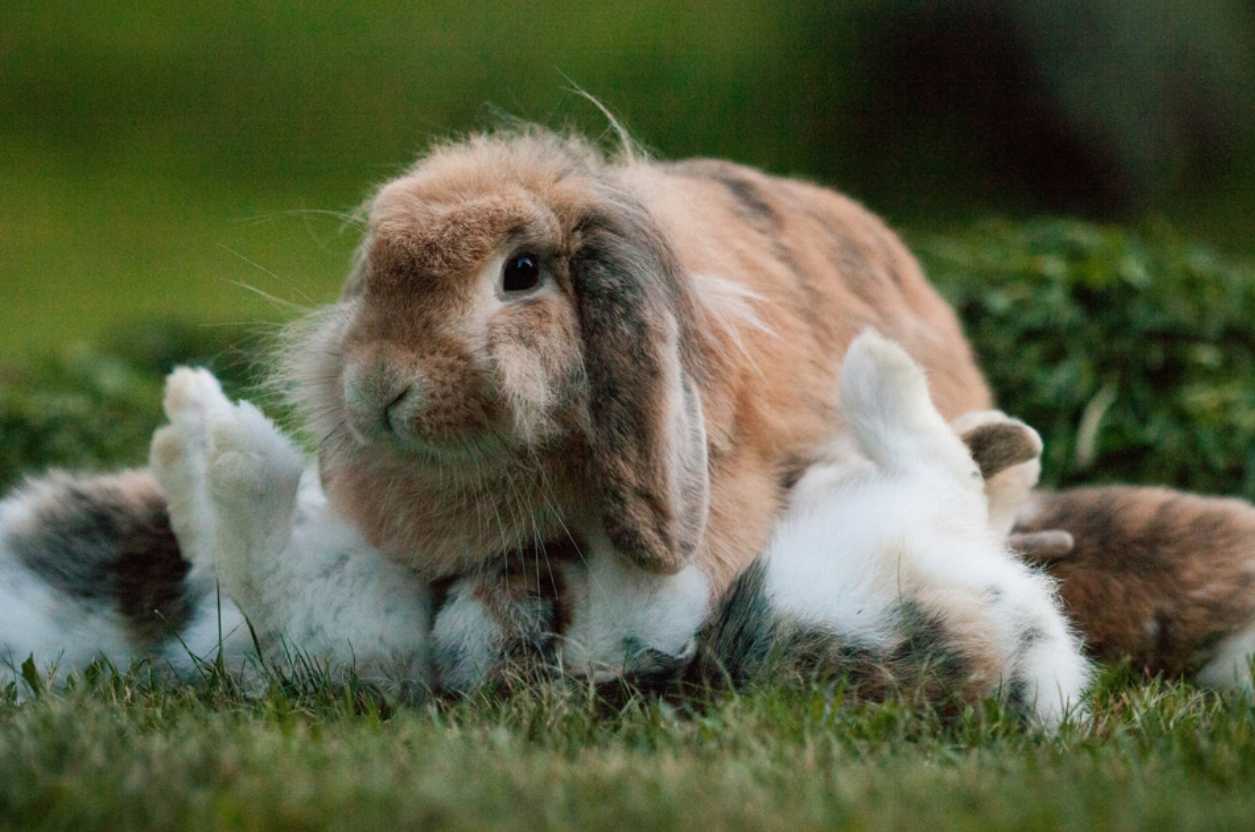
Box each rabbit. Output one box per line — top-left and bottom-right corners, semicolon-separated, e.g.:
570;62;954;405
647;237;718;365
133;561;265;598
0;466;243;685
1013;486;1255;692
274;128;992;681
0;366;434;694
147;367;433;691
631;330;1091;726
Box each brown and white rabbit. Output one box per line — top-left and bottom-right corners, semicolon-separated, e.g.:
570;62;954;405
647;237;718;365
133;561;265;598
279;128;990;622
1014;487;1255;691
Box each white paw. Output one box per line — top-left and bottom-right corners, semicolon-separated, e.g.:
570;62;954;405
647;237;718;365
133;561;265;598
1018;638;1092;731
559;552;709;681
207;448;270;502
840;329;976;481
163;367;231;431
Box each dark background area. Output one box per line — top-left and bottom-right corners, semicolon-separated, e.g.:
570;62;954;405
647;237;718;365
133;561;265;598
4;1;1254;355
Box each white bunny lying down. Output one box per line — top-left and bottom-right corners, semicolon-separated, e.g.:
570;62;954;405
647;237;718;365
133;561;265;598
0;331;1089;725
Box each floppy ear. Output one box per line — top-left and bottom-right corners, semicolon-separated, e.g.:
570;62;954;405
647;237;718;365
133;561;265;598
570;200;710;575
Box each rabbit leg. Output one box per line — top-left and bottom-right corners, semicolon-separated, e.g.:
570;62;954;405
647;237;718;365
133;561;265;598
1195;622;1255;693
901;534;1091;728
203;400;304;632
557;529;708;682
149;368;237;574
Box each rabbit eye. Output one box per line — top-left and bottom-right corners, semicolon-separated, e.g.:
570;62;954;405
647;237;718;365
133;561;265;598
502;253;541;293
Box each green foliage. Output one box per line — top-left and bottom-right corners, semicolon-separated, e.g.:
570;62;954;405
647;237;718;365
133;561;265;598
917;219;1255;500
0;322;262;491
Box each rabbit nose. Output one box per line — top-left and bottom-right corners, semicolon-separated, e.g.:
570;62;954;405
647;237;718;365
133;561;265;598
384;385;423;436
343;364;422;441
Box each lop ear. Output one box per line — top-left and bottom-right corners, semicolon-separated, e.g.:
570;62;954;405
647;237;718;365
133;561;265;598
571;202;710;575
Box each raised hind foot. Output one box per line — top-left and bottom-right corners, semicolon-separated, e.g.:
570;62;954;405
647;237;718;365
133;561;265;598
953;409;1044;538
840;329;982;484
149;368;237;572
203;398;305;615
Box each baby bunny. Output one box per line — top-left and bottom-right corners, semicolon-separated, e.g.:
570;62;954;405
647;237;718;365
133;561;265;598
148;368;432;691
1015;486;1255;693
430;331;1090;723
682;331;1091;727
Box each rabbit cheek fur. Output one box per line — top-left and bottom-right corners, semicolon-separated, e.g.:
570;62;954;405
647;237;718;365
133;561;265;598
285;131;992;601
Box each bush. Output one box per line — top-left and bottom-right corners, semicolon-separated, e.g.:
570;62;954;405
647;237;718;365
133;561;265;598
916;219;1255;500
0;322;261;491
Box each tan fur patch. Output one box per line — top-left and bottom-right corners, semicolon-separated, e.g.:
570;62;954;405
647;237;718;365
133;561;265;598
288;129;992;596
1017;487;1255;677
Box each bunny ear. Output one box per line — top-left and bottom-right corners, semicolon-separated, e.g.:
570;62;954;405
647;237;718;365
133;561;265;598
570;203;710;575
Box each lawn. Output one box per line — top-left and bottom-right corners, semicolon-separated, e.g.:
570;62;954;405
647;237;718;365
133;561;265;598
5;6;1255;828
6;667;1255;831
2;219;1254;830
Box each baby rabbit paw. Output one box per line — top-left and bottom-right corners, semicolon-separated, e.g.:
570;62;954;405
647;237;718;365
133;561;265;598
150;367;238;573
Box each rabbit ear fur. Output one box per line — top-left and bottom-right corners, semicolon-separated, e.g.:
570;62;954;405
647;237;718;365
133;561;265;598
570;199;710;575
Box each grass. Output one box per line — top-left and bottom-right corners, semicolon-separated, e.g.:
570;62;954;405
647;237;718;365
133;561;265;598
5;665;1255;831
1;219;1254;829
5;6;1255;820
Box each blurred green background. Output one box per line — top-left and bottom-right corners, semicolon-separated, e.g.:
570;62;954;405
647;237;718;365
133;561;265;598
4;0;1255;357
2;0;1253;498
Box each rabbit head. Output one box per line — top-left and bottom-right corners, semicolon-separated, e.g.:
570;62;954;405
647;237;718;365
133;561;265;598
281;131;710;579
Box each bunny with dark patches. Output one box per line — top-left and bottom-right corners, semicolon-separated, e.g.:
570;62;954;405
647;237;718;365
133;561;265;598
1014;487;1255;691
670;331;1089;727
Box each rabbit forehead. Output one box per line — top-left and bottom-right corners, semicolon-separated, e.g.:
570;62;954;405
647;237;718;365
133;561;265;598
365;185;565;287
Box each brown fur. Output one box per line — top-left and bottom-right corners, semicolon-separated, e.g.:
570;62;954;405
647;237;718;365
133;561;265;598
288;129;990;598
961;422;1040;480
1016;486;1255;677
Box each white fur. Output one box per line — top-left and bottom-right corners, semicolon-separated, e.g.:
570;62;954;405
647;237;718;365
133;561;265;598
152;368;433;689
3;343;1091;713
0;556;137;685
558;527;710;680
1196;622;1255;692
759;330;1091;727
0;475;252;690
432;584;507;692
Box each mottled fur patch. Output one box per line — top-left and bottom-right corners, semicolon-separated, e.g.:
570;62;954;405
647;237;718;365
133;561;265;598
8;471;191;645
962;422;1040;480
1018;486;1255;677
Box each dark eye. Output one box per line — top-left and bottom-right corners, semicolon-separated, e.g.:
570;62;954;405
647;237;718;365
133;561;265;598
502;253;541;293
